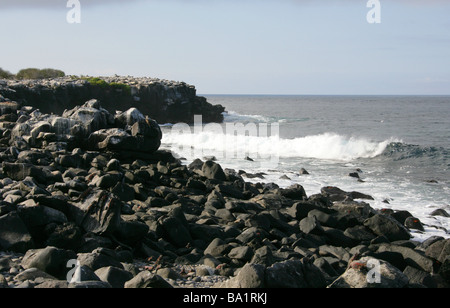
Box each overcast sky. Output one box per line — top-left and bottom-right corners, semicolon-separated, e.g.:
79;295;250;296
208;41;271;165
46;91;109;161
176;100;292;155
1;0;449;95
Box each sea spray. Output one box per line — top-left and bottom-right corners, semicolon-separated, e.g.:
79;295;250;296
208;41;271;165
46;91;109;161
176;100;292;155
162;129;395;162
166;115;280;169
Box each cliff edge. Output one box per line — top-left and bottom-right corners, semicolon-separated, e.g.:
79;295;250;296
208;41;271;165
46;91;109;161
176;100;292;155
0;76;225;124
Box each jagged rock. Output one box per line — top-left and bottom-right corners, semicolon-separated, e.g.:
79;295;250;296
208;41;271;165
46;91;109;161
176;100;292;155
158;216;192;248
114;107;145;127
114;220;149;246
430;209;450;218
0;101;20;116
94;266;133;288
62;100;113;137
124;271;173;288
0;211;35;253
0;76;225;124
44;222;83;251
328;257;409;288
13;268;58;283
21;246;77;279
425;239;450;263
265;260;308;288
2;162;48;184
77;249;124;271
215;263;266;288
67;189;122;235
376;244;434;273
321;186;373;202
279;184;307;200
228;246;254;262
364;214;411;241
404;217;425;231
201;160;226;181
17;201;68;244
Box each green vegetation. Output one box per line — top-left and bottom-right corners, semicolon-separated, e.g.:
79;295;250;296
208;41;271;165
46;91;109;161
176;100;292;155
83;77;131;95
15;68;65;79
0;67;14;79
84;77;109;88
1;69;132;96
109;82;132;95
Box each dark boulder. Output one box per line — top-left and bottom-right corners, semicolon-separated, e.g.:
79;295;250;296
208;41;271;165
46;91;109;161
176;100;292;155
430;209;450;218
377;244;434;273
21;246;77;279
17;201;68;245
201;160;226;181
77;249;124;271
62;99;114;137
265;260;308;288
364;214;411;242
425;239;450;264
94;266;134;289
44;222;83;251
300;216;324;235
158;216;192;248
0;211;35;253
114;219;149;246
216;263;266;288
124;271;173;288
2;162;48;184
439;256;450;282
328;256;409;288
403;266;438;288
288;202;324;221
67;189;122;235
404;217;425;232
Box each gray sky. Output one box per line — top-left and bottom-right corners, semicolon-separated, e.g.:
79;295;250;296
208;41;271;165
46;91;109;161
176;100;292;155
1;0;449;94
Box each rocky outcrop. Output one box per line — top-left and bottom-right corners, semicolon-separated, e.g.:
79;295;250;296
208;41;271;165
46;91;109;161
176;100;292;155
0;76;225;124
3;98;162;160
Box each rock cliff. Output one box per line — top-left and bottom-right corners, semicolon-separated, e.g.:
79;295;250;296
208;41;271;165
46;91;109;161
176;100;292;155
0;76;225;124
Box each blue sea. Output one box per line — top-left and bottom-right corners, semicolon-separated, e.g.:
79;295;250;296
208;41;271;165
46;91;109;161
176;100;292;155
161;95;450;241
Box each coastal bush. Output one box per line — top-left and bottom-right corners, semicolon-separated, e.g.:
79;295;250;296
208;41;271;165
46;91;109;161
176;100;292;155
38;68;66;79
85;77;109;88
16;68;65;79
84;77;131;95
110;82;132;95
0;67;14;79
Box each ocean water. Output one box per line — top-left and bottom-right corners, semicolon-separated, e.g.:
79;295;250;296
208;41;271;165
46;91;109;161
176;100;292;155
160;95;450;241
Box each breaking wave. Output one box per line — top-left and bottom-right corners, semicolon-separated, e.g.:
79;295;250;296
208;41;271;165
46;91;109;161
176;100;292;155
162;129;396;162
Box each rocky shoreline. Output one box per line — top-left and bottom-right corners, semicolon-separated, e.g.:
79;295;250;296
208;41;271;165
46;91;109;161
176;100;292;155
0;76;225;124
0;96;449;288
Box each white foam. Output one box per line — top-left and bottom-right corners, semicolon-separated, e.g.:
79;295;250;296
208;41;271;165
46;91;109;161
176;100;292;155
223;111;273;123
162;129;395;162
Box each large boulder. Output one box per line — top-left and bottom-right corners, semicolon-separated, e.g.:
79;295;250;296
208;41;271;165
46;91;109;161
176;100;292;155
94;266;134;288
0;211;35;253
215;263;266;288
115;107;145;127
201;161;226;181
62;99;114;137
265;260;308;288
158;216;192;248
7;99;162;155
2;162;48;184
67;189;122;235
328;257;409;288
124;271;173;288
364;214;411;242
21;246;77;280
87;119;161;155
